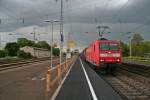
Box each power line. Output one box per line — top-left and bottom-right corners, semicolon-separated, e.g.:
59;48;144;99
0;5;20;19
0;1;109;25
100;0;112;25
131;19;150;32
94;5;98;25
110;0;129;23
107;0;149;34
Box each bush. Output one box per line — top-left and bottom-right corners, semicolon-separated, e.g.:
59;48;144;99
52;48;60;56
5;42;19;56
0;50;7;58
17;50;32;59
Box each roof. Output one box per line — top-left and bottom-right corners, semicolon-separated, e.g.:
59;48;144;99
21;46;50;51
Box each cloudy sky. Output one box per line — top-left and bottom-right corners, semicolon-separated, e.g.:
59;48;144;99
0;0;150;50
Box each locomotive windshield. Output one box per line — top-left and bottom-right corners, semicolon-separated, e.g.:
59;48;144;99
100;43;109;50
100;43;119;50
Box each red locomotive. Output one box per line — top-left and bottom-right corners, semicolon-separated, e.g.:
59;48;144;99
84;38;122;72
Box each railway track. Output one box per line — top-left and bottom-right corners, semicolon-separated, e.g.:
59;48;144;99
121;63;150;78
100;63;150;100
0;57;51;71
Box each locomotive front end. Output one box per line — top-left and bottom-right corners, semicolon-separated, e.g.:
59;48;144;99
99;41;122;64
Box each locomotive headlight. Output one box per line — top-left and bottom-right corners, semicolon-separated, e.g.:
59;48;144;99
100;53;107;57
100;59;104;62
117;59;120;62
113;53;120;57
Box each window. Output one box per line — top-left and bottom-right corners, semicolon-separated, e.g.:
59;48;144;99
100;43;119;50
109;43;119;50
100;43;109;50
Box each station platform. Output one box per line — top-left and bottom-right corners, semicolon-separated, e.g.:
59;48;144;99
55;58;123;100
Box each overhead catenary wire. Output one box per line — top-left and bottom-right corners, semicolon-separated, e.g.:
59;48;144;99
110;0;129;23
0;4;21;20
0;0;150;35
0;0;116;25
100;0;112;26
130;19;150;33
107;0;150;35
117;0;150;34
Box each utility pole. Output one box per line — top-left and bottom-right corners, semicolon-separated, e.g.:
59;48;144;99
121;32;132;59
66;32;71;59
0;18;1;24
123;32;132;59
60;0;63;67
0;18;1;49
51;22;54;68
0;33;1;49
56;0;68;67
97;26;102;37
129;36;132;59
130;38;132;58
33;27;36;42
33;27;36;57
67;32;71;50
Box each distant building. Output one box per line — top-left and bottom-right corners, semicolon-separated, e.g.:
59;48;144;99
20;46;50;58
74;49;79;54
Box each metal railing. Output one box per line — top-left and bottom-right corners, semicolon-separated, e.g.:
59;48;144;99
123;57;150;64
45;57;76;99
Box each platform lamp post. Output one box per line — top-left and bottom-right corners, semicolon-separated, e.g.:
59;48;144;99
44;20;60;68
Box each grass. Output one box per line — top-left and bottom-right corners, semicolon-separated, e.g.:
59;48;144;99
0;56;27;64
123;57;150;65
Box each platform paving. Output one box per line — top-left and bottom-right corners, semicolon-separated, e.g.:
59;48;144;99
55;58;123;100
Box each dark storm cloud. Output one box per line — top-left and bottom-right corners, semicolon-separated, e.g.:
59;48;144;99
0;0;150;48
0;0;150;30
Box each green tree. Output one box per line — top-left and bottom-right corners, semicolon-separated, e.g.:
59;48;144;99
140;41;150;57
5;42;19;56
0;50;7;58
17;38;50;50
131;33;144;45
17;38;35;47
35;41;51;50
131;33;144;56
17;50;32;59
52;48;60;56
142;41;150;52
121;42;129;57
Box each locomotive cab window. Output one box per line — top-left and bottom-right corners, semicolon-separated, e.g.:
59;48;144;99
100;43;119;50
100;43;109;50
109;43;119;50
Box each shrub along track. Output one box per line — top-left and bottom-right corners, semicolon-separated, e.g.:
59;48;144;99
100;63;150;100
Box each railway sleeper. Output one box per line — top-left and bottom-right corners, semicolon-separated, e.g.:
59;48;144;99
126;95;148;100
